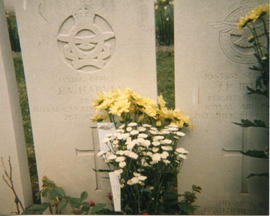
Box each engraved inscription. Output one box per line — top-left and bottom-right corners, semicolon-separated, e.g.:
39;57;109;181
57;5;116;72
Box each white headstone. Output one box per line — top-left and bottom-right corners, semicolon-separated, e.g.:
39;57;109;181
14;0;157;205
0;0;32;214
174;0;268;214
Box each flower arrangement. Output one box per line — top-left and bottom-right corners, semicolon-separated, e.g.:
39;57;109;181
91;88;192;128
92;89;200;214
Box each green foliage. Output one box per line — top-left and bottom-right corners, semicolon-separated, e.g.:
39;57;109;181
234;8;269;179
23;177;107;215
241;150;268;159
247;173;269;179
233;119;267;128
6;15;21;52
155;0;174;45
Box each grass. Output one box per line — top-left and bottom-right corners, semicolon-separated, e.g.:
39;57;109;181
13;57;40;203
156;49;175;109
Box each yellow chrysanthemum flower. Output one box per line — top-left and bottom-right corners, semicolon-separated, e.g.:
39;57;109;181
158;95;166;109
91;112;108;122
237;4;269;30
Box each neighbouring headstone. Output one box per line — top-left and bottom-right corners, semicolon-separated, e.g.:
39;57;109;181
0;0;32;214
14;0;157;205
174;0;268;214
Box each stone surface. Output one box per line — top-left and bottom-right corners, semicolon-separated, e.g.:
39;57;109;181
14;0;156;204
0;0;32;214
174;0;268;214
3;0;14;14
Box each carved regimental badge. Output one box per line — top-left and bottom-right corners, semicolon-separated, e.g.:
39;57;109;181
211;1;268;64
57;6;115;72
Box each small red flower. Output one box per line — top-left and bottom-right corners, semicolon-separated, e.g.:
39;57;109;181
143;213;148;215
88;200;95;206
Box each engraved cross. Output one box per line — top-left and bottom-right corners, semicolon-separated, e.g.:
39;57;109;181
75;125;100;190
222;128;248;193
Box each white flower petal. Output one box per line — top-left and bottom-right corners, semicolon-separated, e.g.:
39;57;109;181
176;131;186;137
128;122;138;127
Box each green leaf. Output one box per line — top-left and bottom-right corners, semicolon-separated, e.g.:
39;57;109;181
233;119;267;128
48;189;58;201
164;192;178;200
192;185;202;193
247;86;267;97
57;199;68;212
178;201;196;214
24;202;50;212
93;168;112;172
54;187;66;198
91;203;106;214
68;197;81;208
247;173;269;178
81;202;90;212
249;65;262;71
80;191;88;201
241;150;268;159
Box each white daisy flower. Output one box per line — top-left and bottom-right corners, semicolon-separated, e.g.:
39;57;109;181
150;130;158;135
176;131;186;137
152;153;161;162
161;151;169;159
106;153;117;160
178;154;187;160
163;159;170;164
127;177;140;185
125;151;138;159
138;175;147;181
127;141;136;150
133;172;140;177
138;127;146;132
161;146;173;151
142;140;151;148
128;122;138;127
115;156;126;162
160;130;170;135
176;147;189;154
113;169;123;175
153;136;164;140
143;124;152;128
119;161;126;168
152;141;160;146
116;150;125;155
130;130;139;135
138;133;148;138
152;147;159;152
146;152;153;157
97;151;106;157
126;127;132;132
161;139;172;144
